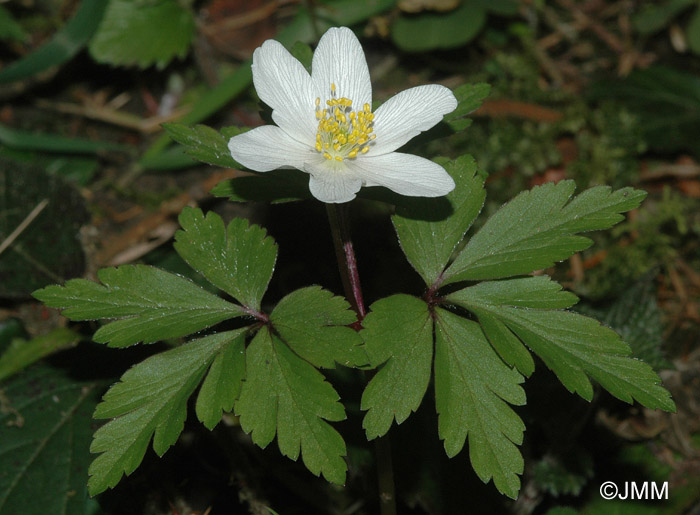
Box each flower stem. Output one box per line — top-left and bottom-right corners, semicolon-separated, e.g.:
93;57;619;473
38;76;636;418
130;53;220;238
374;437;397;515
324;202;397;515
325;203;367;321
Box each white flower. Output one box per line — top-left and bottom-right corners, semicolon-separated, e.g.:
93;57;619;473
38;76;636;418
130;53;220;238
228;27;458;203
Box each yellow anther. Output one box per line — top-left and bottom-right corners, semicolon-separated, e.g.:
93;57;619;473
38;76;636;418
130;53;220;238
314;83;375;162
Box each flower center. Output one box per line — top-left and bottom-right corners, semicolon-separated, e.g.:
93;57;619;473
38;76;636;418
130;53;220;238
314;83;375;162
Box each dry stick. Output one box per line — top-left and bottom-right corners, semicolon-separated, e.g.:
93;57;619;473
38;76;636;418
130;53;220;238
325;203;396;515
0;198;49;256
35;99;190;134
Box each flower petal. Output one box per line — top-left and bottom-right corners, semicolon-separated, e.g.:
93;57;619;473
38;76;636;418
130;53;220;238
228;125;319;172
346;152;455;197
312;27;371;109
371;85;458;155
252;39;319;144
304;160;363;203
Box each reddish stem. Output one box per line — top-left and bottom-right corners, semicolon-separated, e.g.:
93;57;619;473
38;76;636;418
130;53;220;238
325;202;396;515
241;306;269;324
325;203;367;321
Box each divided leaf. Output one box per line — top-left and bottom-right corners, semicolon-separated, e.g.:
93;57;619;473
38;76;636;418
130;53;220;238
361;295;433;439
434;308;525;499
235;329;347;484
33;265;243;347
88;330;247;495
162;123;247;169
448;281;675;411
445;82;491;131
174;208;277;310
442;181;647;284
195;332;246;430
270;286;366;368
393;155;486;285
210;169;312;203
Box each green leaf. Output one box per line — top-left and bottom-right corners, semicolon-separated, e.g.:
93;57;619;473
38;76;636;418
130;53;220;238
631;0;695;34
0;123;128;154
590;66;700;156
235;329;347;484
88;330;246;495
392;155;486;285
448;283;676;411
445;83;491;131
174;208;277;311
455;276;578;376
473;0;519;16
291;41;313;72
33;265;244;348
595;275;672;371
0;328;80;382
0;365;99;513
434;308;525;499
477;311;536;377
454;276;580;309
162;123;246;169
0;0;107;85
210;169;312;203
687;7;700;55
532;451;593;497
313;0;396;27
391;2;487;52
195;332;246;430
271;286;365;368
442;181;647;284
89;0;195;69
0;5;27;43
361;295;433;440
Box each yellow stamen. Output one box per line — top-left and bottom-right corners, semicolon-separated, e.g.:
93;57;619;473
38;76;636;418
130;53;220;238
314;85;375;161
